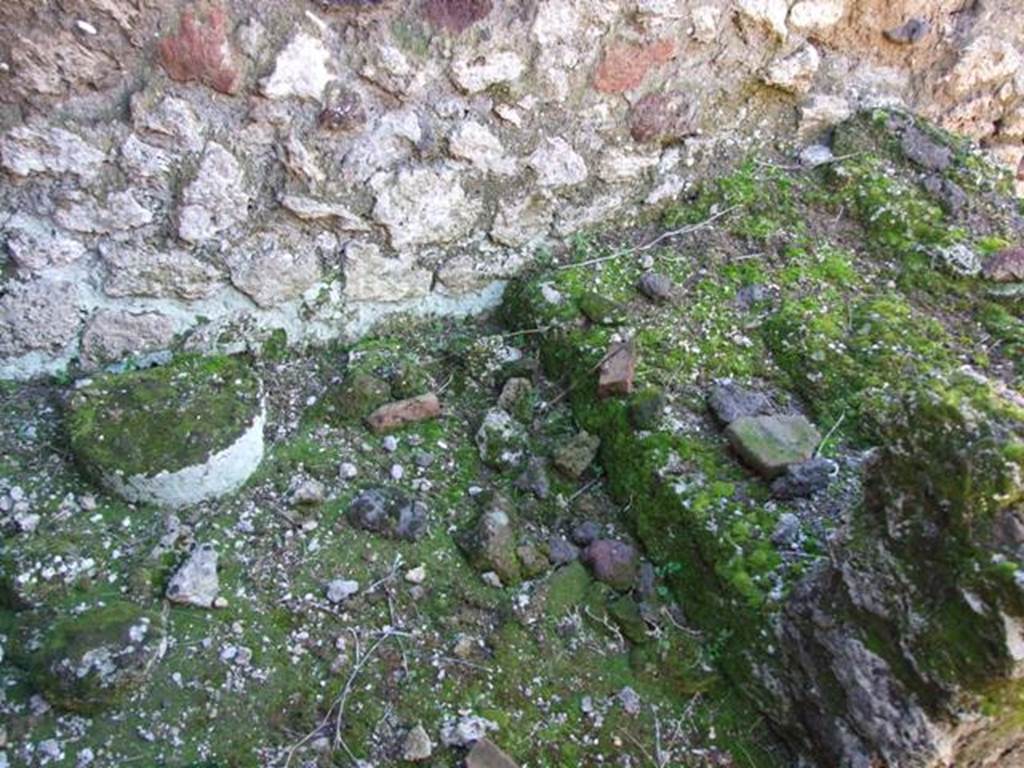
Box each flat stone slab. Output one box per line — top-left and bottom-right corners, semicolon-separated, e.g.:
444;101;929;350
67;355;264;508
725;414;821;479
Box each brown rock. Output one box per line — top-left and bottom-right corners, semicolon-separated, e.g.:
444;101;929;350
593;39;676;94
365;393;441;433
629;93;694;144
421;0;493;34
318;89;367;132
158;3;243;95
466;738;519;768
597;342;636;398
983;247;1024;282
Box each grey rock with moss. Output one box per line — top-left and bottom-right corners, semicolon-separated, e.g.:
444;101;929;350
166;543;220;608
458;494;521;585
553;430;601;480
725;415;820;479
346;488;428;541
707;381;773;425
31;603;167;713
66;355;265;509
475;408;529;470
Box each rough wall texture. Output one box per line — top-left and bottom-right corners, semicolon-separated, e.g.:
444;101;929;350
1;0;1022;378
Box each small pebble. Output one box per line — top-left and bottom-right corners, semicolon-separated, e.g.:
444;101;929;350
405;565;426;584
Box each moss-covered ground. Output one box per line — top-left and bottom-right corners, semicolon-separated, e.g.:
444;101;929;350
2;109;1024;767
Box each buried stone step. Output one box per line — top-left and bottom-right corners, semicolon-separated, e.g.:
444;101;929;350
67;355;265;509
724;414;821;479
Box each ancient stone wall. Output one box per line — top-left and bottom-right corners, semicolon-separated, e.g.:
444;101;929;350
1;0;1022;378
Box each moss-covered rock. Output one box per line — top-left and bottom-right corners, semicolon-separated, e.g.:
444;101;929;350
31;602;166;713
67;355;264;508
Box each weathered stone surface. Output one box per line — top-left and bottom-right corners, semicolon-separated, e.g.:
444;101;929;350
81;310;178;369
3;214;87;272
983;247;1024;282
226;231;324;308
167;542;220;608
279;194;369;230
466;738;519;768
120;134;175;179
737;0;789;38
402;723;434;761
9;30;119;99
788;0;844;31
131;94;204;152
1;125;106;180
597;148;660;183
707;380;773;424
798;94;852;142
945;35;1021;98
261;32;334;101
449;120;515;175
593;38;676;94
373;167;480;249
770;457;836;499
900;126;952;171
346;488;428;540
583;539;638;591
597;342;636;398
497;377;533;422
422;0;492;33
459;495;521;585
553;430;600;479
490;194;554;247
365;394;441;433
319;88;367;132
178;143;250;243
725;415;821;479
0;280;82;358
763;45;820;94
344;241;433;302
629;92;694;144
636;271;674;302
325;578;359;603
55;190;154;234
100;241;223;301
32;603;166;714
344;110;422;182
158;3;243;95
451;51;524;93
528;137;587;188
476;408;528;469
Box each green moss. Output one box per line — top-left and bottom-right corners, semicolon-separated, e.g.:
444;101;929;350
67;355;261;479
544;562;592;619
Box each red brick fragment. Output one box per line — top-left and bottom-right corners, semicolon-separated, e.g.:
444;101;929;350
597;342;637;399
365;393;441;433
158;3;242;95
983;247;1024;283
593;38;676;94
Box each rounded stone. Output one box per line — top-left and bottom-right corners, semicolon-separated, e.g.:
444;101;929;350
31;602;167;713
67;355;265;509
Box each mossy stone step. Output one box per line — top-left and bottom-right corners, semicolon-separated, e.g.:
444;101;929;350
67;355;265;508
724;415;821;479
31;602;166;713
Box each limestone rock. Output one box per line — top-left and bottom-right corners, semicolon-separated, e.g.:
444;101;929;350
528;137;587;188
131;94;204;152
798;94;852;142
497;377;534;422
763;45;820;95
344;242;433;302
466;738;519;768
261;32;334;101
226;230;324;308
449;120;516;175
279;194;369;231
167;542;220;608
440;713;499;747
707;380;773;424
32;603;166;713
725;415;821;479
346;488;428;541
788;0;844;32
343;110;421;182
0;280;82;358
475;408;528;469
55;190;154;234
736;0;789;39
945;36;1021;98
451;51;524;93
402;723;433;761
66;355;265;508
459;495;521;585
373;167;481;249
691;6;720;43
81;310;177;369
597;148;659;183
2;214;87;272
325;578;359;604
100;241;223;301
0;125;106;180
178;143;250;244
490;194;554;247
